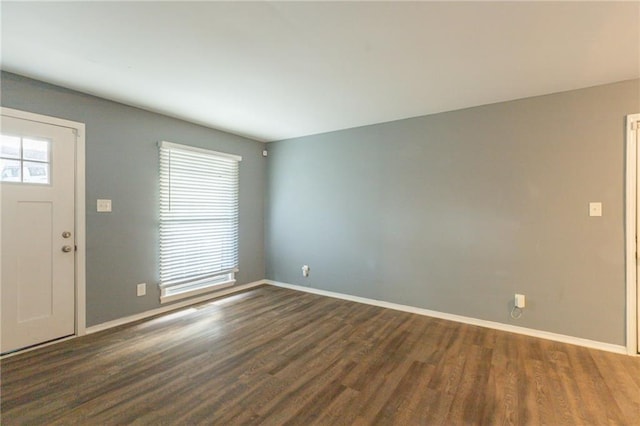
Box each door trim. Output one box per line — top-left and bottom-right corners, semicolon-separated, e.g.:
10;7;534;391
625;113;640;355
1;107;86;337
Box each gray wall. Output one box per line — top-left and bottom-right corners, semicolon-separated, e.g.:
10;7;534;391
266;79;640;346
1;72;266;326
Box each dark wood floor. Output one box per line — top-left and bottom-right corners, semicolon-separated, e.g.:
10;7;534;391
1;285;639;425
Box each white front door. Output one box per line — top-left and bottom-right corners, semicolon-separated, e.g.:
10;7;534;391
1;115;76;354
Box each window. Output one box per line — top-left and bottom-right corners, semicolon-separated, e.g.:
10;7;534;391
158;141;241;303
0;134;50;184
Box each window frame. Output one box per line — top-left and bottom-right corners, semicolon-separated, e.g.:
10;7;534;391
0;133;52;185
158;140;242;304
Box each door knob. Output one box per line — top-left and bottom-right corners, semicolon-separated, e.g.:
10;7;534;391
62;245;73;253
62;231;71;238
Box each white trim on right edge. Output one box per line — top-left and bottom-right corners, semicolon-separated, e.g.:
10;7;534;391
265;280;628;355
626;113;640;355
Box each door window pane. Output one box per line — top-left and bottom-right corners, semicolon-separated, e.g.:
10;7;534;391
22;138;49;162
23;162;49;184
1;158;22;182
0;135;21;159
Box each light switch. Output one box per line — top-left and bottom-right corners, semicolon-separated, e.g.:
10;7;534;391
97;199;112;212
589;202;602;217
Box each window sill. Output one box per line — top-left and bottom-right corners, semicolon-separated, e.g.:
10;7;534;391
159;280;235;304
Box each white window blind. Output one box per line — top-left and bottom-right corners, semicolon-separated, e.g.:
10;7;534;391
159;141;241;303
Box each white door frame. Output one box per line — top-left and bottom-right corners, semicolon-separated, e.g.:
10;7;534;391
625;113;640;355
1;107;86;336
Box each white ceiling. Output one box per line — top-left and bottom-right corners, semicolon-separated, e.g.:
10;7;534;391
1;1;639;142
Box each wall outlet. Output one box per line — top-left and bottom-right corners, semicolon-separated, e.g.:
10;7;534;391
137;283;146;297
515;293;525;308
97;199;112;212
302;265;310;277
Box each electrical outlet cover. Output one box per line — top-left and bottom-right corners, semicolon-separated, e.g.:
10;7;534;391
97;199;112;212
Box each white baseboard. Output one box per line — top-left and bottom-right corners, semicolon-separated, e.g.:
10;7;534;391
14;278;629;357
264;280;629;355
86;280;265;334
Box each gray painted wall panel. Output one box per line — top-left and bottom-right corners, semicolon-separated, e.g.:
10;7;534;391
1;72;266;326
266;79;640;345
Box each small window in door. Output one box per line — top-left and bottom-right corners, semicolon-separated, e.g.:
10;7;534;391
0;134;51;184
